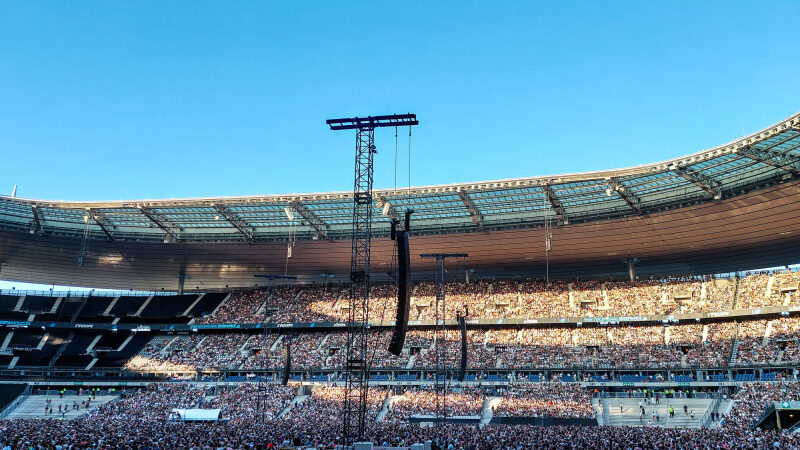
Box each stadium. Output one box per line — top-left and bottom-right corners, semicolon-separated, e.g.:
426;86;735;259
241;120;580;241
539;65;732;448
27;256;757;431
0;111;798;448
2;3;800;449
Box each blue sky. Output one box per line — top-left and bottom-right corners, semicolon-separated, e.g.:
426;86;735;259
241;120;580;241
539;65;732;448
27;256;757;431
0;2;799;290
1;1;798;202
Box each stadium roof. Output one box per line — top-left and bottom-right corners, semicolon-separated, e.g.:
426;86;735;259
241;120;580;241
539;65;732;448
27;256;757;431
2;112;799;243
0;112;799;290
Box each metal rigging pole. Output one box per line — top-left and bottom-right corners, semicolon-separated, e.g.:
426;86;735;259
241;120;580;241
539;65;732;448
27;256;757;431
327;114;418;444
420;253;468;426
253;274;296;420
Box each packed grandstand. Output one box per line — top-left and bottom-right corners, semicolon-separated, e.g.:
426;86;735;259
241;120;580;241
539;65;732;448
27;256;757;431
1;114;800;448
0;261;800;446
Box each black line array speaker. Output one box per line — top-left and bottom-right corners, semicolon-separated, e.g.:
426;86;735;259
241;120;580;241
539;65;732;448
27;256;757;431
388;230;411;356
458;315;468;382
281;341;292;385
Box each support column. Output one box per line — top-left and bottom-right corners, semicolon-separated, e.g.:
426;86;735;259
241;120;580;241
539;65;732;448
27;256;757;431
622;258;639;282
176;273;190;295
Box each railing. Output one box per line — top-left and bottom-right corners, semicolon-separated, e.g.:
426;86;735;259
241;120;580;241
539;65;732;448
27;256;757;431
700;390;723;428
595;391;716;399
0;384;31;419
48;332;74;368
728;322;742;366
750;402;775;430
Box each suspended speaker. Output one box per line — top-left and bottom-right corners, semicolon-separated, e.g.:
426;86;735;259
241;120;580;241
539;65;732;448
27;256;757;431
458;315;467;382
281;341;292;386
388;230;411;355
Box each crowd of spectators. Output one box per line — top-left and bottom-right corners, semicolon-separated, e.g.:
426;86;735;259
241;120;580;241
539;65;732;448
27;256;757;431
684;323;733;368
736;273;773;309
734;321;776;366
722;381;800;430
285;385;387;429
414;330;495;369
202;383;296;421
784;342;800;363
124;267;800;373
186;271;800;328
384;386;487;420
126;334;250;372
126;314;800;373
195;290;265;325
494;383;595;418
2;382;800;448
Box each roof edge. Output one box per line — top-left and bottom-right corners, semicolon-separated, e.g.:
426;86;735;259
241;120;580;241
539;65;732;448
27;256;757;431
2;111;799;208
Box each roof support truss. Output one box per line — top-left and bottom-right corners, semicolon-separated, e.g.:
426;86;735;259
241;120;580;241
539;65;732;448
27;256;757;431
138;207;181;242
457;190;484;230
289;201;328;239
672;167;722;199
542;185;568;225
737;147;800;177
607;178;642;214
30;206;43;235
213;205;255;241
88;209;115;242
762;131;800;152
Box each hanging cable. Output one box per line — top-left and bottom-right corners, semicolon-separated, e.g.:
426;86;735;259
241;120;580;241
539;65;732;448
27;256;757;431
67;215;92;289
285;210;295;276
543;195;551;283
408;126;412;196
78;216;91;268
394;126;398;194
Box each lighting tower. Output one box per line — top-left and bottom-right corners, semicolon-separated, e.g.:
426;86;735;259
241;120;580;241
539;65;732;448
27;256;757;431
326;113;419;443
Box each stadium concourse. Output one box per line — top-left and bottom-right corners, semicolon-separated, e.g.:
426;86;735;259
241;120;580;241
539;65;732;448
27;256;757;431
1;114;800;447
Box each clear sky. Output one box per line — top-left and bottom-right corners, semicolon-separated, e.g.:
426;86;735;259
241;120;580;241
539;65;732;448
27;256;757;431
1;1;798;201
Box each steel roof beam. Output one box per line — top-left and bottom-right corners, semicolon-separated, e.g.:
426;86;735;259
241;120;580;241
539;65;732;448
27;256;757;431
289;201;328;239
137;207;181;242
30;206;43;235
760;131;800;152
737;147;800;176
213;205;255;241
457;191;484;231
672;167;722;199
542;185;568;225
607;178;642;214
88;209;115;242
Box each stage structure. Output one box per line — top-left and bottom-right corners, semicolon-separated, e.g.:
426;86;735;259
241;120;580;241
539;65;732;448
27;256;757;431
253;274;296;418
420;252;468;426
327;113;419;443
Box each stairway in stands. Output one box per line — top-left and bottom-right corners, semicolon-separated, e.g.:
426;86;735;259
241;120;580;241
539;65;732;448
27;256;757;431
4;394;118;420
481;396;502;425
728;322;742;366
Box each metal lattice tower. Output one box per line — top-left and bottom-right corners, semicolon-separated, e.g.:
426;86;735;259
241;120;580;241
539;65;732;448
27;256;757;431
420;253;467;425
327;114;418;444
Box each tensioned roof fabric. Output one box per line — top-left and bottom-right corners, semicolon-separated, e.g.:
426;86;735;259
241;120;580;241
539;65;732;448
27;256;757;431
1;113;798;243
